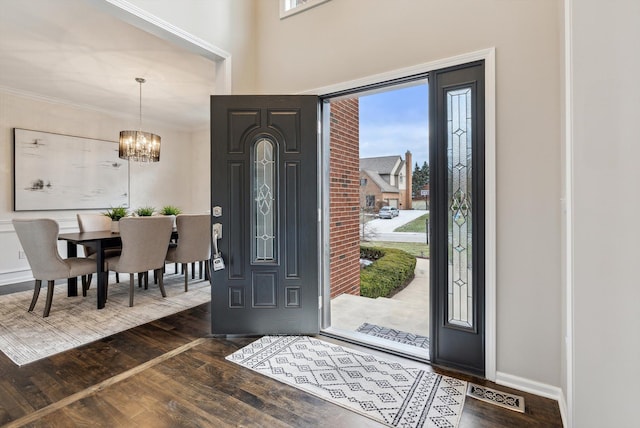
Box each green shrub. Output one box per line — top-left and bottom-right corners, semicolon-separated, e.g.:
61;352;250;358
360;246;416;299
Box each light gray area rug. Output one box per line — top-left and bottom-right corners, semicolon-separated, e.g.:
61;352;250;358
0;275;210;366
226;336;467;428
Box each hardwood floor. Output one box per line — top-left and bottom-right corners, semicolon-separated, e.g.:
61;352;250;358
0;300;563;427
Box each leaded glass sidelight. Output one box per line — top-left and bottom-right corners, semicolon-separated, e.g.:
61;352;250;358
254;138;277;261
447;87;473;329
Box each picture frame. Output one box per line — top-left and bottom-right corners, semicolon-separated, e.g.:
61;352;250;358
13;128;129;211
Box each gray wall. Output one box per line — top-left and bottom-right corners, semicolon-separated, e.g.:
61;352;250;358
571;0;640;426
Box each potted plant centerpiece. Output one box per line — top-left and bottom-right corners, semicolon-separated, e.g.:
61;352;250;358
103;206;129;233
134;206;156;217
160;205;182;228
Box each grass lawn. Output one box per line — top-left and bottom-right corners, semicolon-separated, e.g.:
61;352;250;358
361;240;429;258
394;213;429;233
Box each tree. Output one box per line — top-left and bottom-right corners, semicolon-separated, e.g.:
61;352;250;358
412;161;430;197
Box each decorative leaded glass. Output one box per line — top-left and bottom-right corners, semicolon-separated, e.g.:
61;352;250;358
447;87;473;328
254;138;276;261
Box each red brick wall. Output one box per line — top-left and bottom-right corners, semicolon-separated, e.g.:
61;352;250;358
329;98;361;298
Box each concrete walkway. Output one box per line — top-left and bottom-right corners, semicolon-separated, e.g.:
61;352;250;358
330;258;430;337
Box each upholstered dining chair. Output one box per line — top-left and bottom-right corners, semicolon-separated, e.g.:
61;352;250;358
165;214;211;292
12;218;97;317
76;213;121;294
105;216;173;307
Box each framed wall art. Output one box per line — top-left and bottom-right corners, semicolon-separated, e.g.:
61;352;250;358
13;128;129;211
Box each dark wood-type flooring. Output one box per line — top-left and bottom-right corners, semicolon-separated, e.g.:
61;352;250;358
0;292;563;427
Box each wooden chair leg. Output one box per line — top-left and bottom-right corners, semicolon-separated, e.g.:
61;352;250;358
29;279;42;312
157;269;167;297
144;271;149;290
116;272;120;283
182;263;188;292
205;260;210;281
43;280;55;317
129;273;135;307
191;262;196;279
175;263;179;274
138;272;144;288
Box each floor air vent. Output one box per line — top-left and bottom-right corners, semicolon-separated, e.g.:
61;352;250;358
467;383;526;413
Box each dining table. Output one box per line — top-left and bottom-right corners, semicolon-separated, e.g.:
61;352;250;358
58;229;178;309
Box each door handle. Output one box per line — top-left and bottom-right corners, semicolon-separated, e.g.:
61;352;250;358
213;223;222;240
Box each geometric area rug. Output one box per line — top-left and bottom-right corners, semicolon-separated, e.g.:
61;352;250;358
226;336;467;428
356;322;430;350
0;275;211;366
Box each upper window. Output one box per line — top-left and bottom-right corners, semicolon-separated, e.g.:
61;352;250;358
280;0;331;18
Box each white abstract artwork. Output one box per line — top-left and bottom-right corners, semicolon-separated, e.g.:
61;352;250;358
13;129;129;211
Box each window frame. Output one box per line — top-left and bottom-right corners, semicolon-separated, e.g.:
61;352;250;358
280;0;331;19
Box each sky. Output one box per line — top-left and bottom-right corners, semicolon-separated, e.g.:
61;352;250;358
359;83;429;169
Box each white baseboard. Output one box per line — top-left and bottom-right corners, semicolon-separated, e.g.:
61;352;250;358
0;270;33;287
495;371;565;427
558;389;568;428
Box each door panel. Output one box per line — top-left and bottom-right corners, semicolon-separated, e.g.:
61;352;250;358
430;62;485;375
210;95;319;335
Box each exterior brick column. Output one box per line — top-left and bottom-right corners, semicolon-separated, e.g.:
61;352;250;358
329;98;361;298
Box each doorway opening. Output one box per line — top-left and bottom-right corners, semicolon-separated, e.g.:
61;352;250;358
321;79;432;362
320;58;488;376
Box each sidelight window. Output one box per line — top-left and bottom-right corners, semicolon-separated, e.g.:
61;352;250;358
447;87;473;328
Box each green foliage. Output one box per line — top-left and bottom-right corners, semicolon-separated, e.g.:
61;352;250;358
412;161;430;198
135;206;155;216
103;206;128;221
360;246;416;299
160;205;182;216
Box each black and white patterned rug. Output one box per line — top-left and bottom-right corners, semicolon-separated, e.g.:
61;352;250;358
357;322;430;350
226;336;466;428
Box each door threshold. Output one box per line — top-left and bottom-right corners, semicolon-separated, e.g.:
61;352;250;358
320;326;430;364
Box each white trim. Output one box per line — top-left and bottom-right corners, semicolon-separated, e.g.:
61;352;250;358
484;48;497;382
558;389;569;428
497;371;566;427
496;371;564;403
280;0;331;19
89;0;230;62
0;271;34;287
312;48;497;380
563;0;575;426
303;49;494;96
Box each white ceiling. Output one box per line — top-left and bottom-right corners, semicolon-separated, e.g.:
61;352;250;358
0;0;217;130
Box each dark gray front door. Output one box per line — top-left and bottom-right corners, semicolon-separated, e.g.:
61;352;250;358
430;62;485;375
210;95;319;335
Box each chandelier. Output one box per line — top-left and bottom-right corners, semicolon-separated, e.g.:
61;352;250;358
119;77;161;162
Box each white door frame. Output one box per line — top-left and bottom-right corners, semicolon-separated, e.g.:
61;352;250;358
308;48;497;381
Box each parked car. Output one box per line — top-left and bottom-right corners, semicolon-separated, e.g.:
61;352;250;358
378;206;399;219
